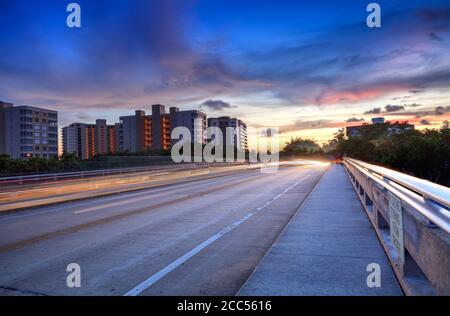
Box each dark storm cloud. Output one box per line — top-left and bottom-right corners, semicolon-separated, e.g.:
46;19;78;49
435;106;450;115
385;105;405;113
345;117;365;123
429;32;443;41
364;108;382;115
199;99;237;111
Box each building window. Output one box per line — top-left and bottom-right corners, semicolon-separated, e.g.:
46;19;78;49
20;131;33;137
20;124;33;130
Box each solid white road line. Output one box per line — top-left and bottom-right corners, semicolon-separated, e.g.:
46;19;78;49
123;175;311;296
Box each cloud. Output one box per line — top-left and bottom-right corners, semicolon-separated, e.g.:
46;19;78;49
435;106;450;115
345;117;365;123
364;107;382;115
1;0;450;122
279;119;349;134
76;113;92;121
429;32;443;41
385;105;405;113
420;119;432;125
199;99;237;111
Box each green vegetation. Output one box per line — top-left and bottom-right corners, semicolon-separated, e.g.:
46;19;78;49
281;137;325;157
328;121;450;186
0;153;81;175
0;152;173;176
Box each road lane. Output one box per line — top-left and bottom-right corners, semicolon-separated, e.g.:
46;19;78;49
124;176;310;296
0;169;267;249
0;164;326;296
0;163;259;211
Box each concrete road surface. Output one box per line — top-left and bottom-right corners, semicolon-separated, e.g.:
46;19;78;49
0;163;326;296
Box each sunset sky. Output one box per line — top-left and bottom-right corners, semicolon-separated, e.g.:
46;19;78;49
1;0;450;148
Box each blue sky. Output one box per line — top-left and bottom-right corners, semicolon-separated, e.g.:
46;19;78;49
1;0;450;144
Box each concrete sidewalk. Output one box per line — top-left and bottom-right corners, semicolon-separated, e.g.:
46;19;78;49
238;164;403;296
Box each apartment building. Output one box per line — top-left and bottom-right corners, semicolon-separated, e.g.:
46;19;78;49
62;119;116;159
0;101;58;159
116;105;207;153
207;116;248;151
170;107;207;145
117;110;152;153
62;123;94;160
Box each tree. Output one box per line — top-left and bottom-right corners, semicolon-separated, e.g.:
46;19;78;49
281;137;324;157
327;122;450;186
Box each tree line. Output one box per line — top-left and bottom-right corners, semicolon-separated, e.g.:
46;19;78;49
280;121;450;186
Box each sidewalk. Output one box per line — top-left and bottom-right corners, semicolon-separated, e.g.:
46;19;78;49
238;164;403;295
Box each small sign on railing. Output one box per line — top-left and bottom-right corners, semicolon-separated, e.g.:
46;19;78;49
389;192;405;264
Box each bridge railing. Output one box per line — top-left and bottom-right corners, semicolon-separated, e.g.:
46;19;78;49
343;157;450;296
0;163;210;187
0;161;249;188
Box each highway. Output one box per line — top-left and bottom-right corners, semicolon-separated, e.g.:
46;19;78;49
0;163;327;296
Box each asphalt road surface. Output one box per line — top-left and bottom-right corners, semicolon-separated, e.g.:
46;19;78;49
0;163;327;296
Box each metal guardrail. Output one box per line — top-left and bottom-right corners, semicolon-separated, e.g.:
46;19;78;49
0;162;248;187
344;157;450;295
343;157;450;234
0;164;207;187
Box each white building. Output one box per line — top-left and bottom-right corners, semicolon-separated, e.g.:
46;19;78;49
207;116;248;151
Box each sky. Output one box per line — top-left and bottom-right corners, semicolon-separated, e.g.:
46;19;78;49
1;0;450;148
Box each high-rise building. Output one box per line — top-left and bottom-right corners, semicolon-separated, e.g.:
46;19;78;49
117;105;207;153
170;107;207;145
117;110;152;153
0;101;58;159
207;117;248;151
150;104;172;151
62;120;116;159
63;123;93;160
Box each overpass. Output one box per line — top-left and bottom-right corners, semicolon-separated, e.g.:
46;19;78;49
0;159;448;296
